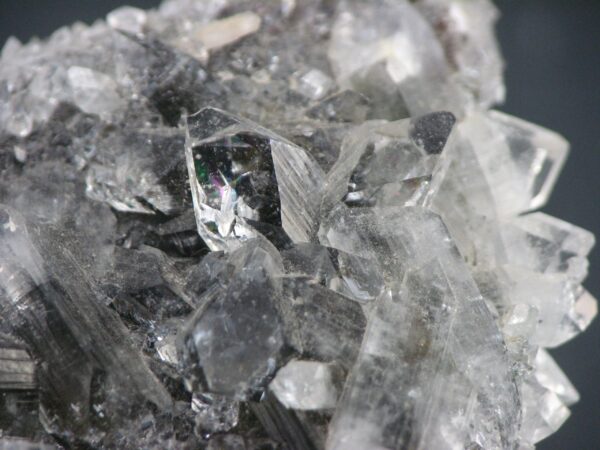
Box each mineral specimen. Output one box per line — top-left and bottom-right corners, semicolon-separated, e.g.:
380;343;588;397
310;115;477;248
0;0;595;449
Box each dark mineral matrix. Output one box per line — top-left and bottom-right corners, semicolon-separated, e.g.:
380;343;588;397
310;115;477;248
0;1;596;449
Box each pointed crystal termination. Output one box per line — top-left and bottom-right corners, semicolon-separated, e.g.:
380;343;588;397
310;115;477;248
86;127;189;216
322;111;455;214
519;348;578;448
0;206;170;441
500;268;597;349
443;208;596;350
515;347;582;447
455;110;569;217
535;349;579;406
185;107;326;251
499;212;595;281
428;125;505;267
490;110;570;212
321;206;519;450
178;238;287;399
328;0;468;117
414;0;505;108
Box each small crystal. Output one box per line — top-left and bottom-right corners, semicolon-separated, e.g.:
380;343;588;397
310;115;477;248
107;6;147;34
502;267;595;348
67;66;125;117
520;381;571;445
13;145;27;163
270;360;341;410
292;69;334;100
534;349;579;406
155;333;179;366
306;90;371;123
192;12;261;52
571;288;598;332
192;392;239;434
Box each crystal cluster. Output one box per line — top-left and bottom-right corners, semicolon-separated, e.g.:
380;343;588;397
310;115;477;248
0;0;595;449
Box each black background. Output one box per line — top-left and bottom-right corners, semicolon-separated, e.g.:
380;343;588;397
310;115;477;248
0;1;598;449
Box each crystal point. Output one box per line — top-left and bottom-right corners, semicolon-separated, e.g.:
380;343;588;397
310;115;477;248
322;206;519;450
185;107;325;251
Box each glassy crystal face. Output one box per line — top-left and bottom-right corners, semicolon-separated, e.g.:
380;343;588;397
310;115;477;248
179;239;286;399
185;107;325;251
0;0;595;449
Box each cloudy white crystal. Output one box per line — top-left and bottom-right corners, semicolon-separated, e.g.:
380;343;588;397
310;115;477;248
270;360;340;410
107;6;148;34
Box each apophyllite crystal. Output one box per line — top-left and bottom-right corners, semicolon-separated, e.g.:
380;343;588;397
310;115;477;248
0;0;595;449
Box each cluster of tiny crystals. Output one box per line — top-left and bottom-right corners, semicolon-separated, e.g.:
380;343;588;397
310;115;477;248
0;1;596;449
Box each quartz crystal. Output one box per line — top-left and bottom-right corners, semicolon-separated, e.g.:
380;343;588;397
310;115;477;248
0;0;595;449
